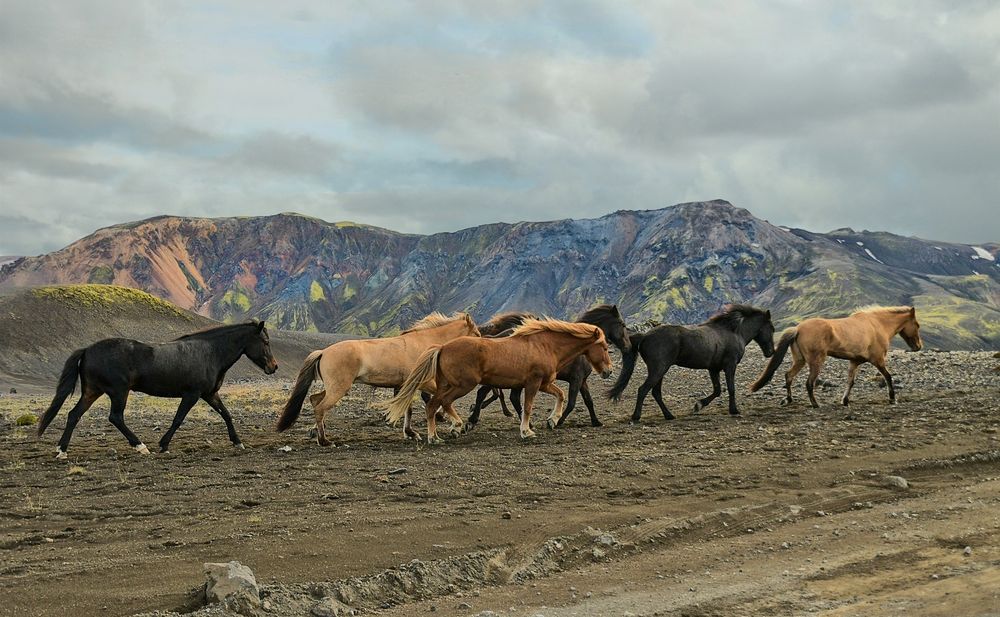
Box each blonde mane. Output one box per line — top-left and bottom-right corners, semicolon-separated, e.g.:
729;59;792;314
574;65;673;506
851;305;914;316
510;318;602;340
401;311;471;334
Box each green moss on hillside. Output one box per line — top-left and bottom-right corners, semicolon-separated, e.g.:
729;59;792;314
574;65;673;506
31;285;192;320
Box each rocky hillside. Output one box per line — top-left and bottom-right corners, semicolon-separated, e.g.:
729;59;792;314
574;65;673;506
1;201;998;349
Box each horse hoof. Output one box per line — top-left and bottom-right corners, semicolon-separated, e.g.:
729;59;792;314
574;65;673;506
520;429;536;439
780;399;791;407
546;418;556;430
404;431;421;441
841;399;850;406
427;435;444;445
234;442;245;450
693;402;703;413
308;428;318;439
462;422;477;435
55;448;67;460
591;420;603;427
888;399;897;405
502;410;514;417
318;438;333;447
135;443;150;455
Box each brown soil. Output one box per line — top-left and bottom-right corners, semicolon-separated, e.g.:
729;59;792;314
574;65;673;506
1;351;998;617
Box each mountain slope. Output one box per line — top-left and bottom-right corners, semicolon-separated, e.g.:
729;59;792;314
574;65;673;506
1;201;997;349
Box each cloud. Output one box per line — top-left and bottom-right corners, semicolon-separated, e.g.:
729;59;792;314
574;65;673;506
0;0;998;256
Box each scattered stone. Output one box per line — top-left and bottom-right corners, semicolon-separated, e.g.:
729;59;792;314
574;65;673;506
9;387;16;394
204;561;260;611
591;547;606;560
311;596;354;616
457;601;472;609
277;445;292;453
595;533;617;546
501;511;512;520
388;467;408;475
964;546;972;556
882;475;909;490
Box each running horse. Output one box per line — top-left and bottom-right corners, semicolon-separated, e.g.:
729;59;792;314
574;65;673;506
385;319;612;443
608;305;775;421
38;321;278;458
750;305;922;407
277;312;480;445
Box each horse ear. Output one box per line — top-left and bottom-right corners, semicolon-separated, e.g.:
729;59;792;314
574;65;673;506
765;310;771;320
909;306;916;316
256;320;265;332
612;304;621;317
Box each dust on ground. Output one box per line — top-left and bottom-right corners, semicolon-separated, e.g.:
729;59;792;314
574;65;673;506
1;351;998;616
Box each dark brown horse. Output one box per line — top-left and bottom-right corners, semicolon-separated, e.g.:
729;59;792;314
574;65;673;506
750;305;922;407
386;319;612;443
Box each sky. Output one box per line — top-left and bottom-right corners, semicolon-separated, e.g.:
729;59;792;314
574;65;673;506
1;1;998;256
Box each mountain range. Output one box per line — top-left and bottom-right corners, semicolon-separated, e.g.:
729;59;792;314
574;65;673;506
1;200;997;349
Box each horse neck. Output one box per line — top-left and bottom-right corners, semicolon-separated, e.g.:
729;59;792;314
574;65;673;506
734;316;762;346
868;311;910;340
408;320;472;342
199;329;251;368
535;331;598;362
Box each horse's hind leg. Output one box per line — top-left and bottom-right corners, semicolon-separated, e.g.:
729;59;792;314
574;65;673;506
723;364;740;416
402;391;430;440
543;382;567;429
312;377;352;447
693;370;721;413
520;381;541;439
202;392;243;448
105;390;148;454
633;362;670;423
158;393;200;453
651;378;675;420
841;361;863;406
466;385;492;430
579;381;602;427
55;388;102;458
782;348;806;406
496;388;513;417
805;355;826;409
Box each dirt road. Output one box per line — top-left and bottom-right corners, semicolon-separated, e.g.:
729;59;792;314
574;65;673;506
1;351;998;616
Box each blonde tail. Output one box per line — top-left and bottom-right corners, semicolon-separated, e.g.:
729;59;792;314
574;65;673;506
384;347;441;424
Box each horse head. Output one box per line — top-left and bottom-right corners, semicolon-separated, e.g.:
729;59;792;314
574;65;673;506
245;321;279;374
753;309;776;358
584;328;613;379
607;305;632;353
899;307;922;351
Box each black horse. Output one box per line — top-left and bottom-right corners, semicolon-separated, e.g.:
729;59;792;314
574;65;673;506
467;304;631;429
39;321;278;458
607;305;774;421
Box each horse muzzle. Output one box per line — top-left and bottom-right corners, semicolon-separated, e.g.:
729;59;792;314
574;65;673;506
601;369;613;379
266;361;279;374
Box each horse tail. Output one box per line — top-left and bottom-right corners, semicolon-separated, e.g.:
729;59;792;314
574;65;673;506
276;350;323;432
384;347;441;424
750;328;797;392
39;349;85;436
607;331;644;402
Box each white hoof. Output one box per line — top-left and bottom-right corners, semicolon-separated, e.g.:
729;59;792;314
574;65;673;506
55;448;67;460
234;442;246;450
520;428;536;439
693;402;704;413
135;443;150;455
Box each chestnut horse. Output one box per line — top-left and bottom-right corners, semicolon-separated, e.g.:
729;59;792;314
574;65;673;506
750;305;922;407
385;319;612;443
277;312;480;445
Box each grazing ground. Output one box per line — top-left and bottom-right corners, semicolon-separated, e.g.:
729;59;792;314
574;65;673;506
1;351;998;617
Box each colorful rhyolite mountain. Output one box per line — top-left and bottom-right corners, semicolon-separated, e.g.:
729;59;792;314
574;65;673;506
1;201;997;349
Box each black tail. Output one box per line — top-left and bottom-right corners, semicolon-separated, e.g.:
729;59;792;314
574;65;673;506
38;349;85;436
277;350;322;432
607;331;644;401
750;328;797;392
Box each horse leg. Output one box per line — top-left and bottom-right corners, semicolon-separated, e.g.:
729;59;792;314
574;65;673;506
105;390;147;454
403;391;430;440
520;381;541;439
555;378;581;427
55;388;102;459
805;355;826;409
496;388;514;417
442;398;465;436
841;360;863;406
782;346;806;406
723;364;740;416
872;358;896;404
651;377;674;420
509;388;524;419
312;377;352;447
579;381;602;427
543;382;567;429
633;363;669;424
466;385;492;431
693;369;721;413
158;393;200;453
425;389;452;445
202;392;243;448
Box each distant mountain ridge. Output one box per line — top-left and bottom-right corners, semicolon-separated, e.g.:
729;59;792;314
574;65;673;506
1;200;998;349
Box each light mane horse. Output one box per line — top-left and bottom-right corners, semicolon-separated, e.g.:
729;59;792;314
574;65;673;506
750;305;922;407
385;318;612;443
277;312;480;445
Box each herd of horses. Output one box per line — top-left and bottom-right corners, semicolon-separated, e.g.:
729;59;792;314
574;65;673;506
38;302;922;458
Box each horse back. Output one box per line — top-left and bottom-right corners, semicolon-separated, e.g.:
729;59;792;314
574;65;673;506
78;338;155;387
797;316;883;360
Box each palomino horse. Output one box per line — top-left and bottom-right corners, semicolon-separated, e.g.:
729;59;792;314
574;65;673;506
385;319;612;443
39;321;278;458
750;305;922;407
608;305;775;421
467;304;631;429
277;312;480;445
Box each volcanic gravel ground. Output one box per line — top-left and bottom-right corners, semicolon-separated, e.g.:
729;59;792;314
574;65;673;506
0;350;998;616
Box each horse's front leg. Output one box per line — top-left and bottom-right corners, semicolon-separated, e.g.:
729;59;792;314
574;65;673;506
841;360;863;406
542;381;567;429
723;364;740;416
520;381;541;439
202;392;243;449
872;358;896;404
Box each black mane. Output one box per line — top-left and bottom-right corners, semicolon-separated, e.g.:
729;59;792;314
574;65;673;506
174;321;262;341
703;304;768;332
480;312;536;337
577;304;621;329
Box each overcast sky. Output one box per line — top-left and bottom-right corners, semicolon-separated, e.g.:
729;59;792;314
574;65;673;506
1;1;998;255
